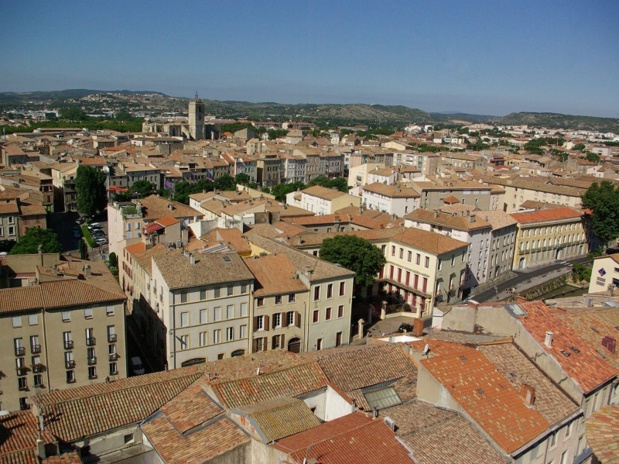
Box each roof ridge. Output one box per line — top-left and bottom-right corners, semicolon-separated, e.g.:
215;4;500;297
212;360;319;388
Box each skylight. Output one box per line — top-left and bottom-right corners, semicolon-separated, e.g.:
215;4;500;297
364;387;401;410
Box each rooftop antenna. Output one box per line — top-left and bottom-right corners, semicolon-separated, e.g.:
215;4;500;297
195;90;199;100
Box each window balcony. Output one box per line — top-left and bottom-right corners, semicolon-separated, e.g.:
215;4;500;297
31;344;41;354
15;347;25;356
64;340;74;350
88;357;97;366
65;360;76;369
16;367;28;376
109;352;118;361
32;364;45;373
108;334;117;343
86;337;96;346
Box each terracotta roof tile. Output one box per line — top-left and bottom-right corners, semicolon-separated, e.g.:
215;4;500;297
212;361;329;409
233;397;321;442
518;301;618;393
421;343;550;454
273;412;414;464
388;401;508;464
302;185;349;200
0;411;56;464
393;227;469;256
244;254;307;296
510;206;582;224
33;367;204;442
585;405;619;464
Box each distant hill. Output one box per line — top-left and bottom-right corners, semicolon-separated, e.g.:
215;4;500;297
430;112;497;123
492;112;619;133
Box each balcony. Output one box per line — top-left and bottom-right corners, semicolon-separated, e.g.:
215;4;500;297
16;367;28;376
65;360;76;369
18;383;29;392
15;347;25;356
109;352;118;361
86;337;96;346
108;333;117;343
31;345;41;354
32;364;45;373
88;357;97;366
64;340;74;350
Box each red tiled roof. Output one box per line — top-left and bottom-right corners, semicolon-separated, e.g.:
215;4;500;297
274;412;414;464
144;222;163;233
510;206;582;224
0;411;56;464
421;343;549;454
585;405;619;463
212;361;329;409
518;301;617;394
156;215;179;227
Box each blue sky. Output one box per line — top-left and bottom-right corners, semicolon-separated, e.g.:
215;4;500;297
1;0;618;117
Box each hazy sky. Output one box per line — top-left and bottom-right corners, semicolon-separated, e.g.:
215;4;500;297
1;0;618;117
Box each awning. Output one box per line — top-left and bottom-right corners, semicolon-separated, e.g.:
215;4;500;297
144;223;163;233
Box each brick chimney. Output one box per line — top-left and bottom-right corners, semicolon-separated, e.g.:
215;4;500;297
412;318;424;337
521;383;536;407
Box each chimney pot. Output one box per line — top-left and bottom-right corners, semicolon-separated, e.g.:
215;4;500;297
545;331;553;348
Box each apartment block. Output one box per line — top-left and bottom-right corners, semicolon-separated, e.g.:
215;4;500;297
0;259;126;412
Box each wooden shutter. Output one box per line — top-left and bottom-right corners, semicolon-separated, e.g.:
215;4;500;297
264;315;270;331
295;311;301;328
253;316;259;332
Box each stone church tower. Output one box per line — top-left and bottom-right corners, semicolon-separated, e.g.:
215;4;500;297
188;93;205;140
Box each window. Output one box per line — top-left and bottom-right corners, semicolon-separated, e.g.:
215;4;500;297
336;332;342;347
256;297;264;307
275;295;282;304
550;432;557;448
214;307;221;321
272;334;283;349
425;256;430;268
85;328;95;345
199;331;207;347
288;293;295;303
62;312;70;322
399;248;404;259
213;330;221;344
180;292;187;303
226;327;234;341
30;335;40;353
273;313;282;328
200;309;207;324
124;434;135;445
226;305;234;319
327;284;333;298
200;289;207;300
391;245;396;256
416;253;420;265
240;325;247;338
110;362;118;375
214;288;220;298
88;366;97;379
407;250;412;262
240;302;248;317
338;305;344;318
28;314;38;326
313;310;319;323
339;282;345;296
241;284;247;294
287;311;295;326
181;312;189;327
314;286;320;301
560;451;569;464
227;285;234;296
325;307;332;320
217;353;225;360
316;338;323;351
66;370;75;383
565;421;573;438
12;316;22;328
180;335;188;349
18;377;28;391
34;374;43;388
255;315;265;331
106;305;115;316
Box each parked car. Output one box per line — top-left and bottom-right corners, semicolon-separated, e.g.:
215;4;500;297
130;357;145;375
88;222;102;230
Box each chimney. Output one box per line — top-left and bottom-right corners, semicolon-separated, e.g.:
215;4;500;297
544;331;553;348
521;383;536;407
189;253;195;265
469;215;475;223
168;203;174;211
412;318;424;337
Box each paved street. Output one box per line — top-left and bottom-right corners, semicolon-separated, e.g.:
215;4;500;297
472;256;591;303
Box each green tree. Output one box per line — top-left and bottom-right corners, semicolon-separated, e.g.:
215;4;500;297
582;181;619;244
272;182;305;202
235;173;250;185
79;238;88;259
326;177;350;193
59;107;89;121
215;175;236;191
10;228;62;254
75;166;108;216
585;151;600;163
574;143;586;152
308;176;330;188
130;180;156;198
319;235;386;287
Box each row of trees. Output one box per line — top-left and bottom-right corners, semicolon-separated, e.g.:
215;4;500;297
268;176;349;201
